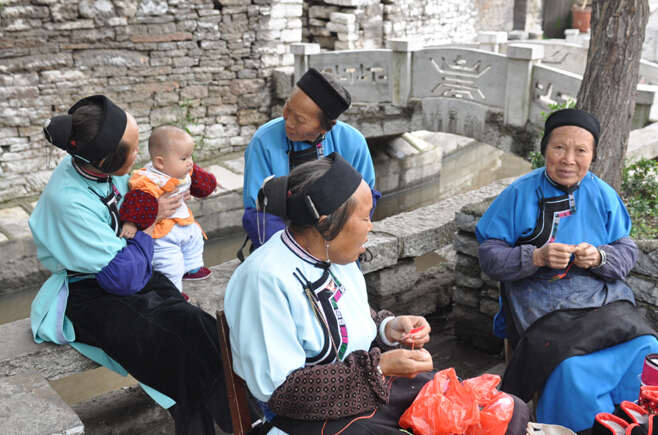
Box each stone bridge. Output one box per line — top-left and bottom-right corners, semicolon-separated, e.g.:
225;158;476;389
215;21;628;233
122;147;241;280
277;33;658;158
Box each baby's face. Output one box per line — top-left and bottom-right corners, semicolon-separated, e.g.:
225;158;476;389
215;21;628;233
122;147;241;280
159;133;195;179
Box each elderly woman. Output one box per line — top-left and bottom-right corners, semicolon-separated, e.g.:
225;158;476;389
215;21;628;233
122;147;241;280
241;67;378;250
30;95;234;434
476;108;658;432
226;153;531;434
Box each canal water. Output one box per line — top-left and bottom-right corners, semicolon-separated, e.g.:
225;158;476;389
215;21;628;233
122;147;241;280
2;140;530;404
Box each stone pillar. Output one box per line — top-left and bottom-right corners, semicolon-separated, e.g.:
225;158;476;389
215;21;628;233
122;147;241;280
290;43;321;82
452;198;503;354
504;43;544;127
389;38;423;107
477;31;507;53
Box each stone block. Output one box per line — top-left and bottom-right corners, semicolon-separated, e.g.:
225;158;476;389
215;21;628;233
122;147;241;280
635;248;658;279
361;231;399;275
1;5;50;19
453;231;480;258
309;5;339;19
365;258;417;299
480;297;499;318
454;267;483;289
129;32;193;43
453;285;480;308
137;0;168;16
0;54;73;74
79;0;116;19
455;212;479;232
74;50;149;68
326;22;357;34
330;12;356;25
627;274;658;306
229;78;266;95
0;206;31;238
273;67;294;100
205;164;244;192
0;371;84;435
237;109;269;126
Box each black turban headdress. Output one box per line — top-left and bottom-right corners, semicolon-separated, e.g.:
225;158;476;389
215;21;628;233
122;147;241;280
43;95;127;162
296;68;351;120
541;108;600;157
257;152;362;227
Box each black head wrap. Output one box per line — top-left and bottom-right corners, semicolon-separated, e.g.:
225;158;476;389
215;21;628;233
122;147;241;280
258;152;362;227
43;95;127;162
541;108;600;156
296;68;351;120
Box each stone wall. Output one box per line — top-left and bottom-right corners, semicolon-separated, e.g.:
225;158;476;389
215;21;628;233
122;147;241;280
452;197;658;355
0;0;302;202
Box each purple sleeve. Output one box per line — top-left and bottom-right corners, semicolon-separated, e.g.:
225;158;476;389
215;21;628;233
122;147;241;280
371;189;381;219
242;207;287;249
96;231;154;296
478;239;539;282
591;237;638;282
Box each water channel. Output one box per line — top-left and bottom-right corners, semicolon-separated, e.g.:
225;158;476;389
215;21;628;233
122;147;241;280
1;139;531;404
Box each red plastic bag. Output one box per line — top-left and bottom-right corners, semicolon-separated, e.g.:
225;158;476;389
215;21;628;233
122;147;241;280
464;374;514;435
399;368;514;435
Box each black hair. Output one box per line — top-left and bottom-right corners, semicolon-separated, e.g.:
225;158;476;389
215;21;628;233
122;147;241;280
317;72;351;132
71;103;130;174
287;154;357;241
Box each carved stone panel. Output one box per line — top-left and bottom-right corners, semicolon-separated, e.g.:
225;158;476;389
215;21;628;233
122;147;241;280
411;48;508;109
529;64;581;125
308;50;392;103
422;97;489;141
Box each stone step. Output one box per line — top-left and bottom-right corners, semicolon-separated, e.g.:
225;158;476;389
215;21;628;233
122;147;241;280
0;371;84;435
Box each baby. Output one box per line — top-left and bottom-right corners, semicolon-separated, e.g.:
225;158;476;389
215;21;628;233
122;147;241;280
119;124;217;294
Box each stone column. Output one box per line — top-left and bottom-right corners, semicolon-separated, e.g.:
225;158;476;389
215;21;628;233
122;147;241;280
477;31;507;53
504;43;544;127
389;38;423;107
290;43;321;82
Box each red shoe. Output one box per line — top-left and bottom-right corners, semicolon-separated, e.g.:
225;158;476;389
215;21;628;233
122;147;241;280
182;267;212;281
615;401;650;425
181;292;190;302
592;413;629;435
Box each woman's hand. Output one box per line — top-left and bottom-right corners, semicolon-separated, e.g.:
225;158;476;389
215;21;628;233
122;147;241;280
384;316;431;349
574;243;602;268
533;243;575;269
156;189;184;222
379;348;433;378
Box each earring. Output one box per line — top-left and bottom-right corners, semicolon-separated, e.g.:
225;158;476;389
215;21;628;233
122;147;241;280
325;241;330;264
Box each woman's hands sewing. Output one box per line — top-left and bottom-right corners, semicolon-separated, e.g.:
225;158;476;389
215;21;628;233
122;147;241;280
379;316;433;378
379;349;433;378
384;316;431;349
533;242;602;269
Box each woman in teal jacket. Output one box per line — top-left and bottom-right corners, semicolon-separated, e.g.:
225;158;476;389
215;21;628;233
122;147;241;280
30;95;233;434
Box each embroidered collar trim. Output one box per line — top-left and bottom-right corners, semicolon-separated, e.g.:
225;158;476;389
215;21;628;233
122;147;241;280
282;228;330;269
543;169;581;194
72;158;112;183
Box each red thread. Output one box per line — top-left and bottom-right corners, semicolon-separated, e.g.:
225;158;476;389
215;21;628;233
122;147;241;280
321;408;378;435
549;260;574;282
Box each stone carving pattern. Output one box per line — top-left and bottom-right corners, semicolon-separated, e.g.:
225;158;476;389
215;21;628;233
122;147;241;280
316;64;388;87
542;50;570;65
428;55;491;100
534;81;577;107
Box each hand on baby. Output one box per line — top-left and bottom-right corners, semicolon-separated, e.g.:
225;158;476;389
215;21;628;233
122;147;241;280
120;222;138;239
533;242;601;269
156;189;185;222
379;348;433;378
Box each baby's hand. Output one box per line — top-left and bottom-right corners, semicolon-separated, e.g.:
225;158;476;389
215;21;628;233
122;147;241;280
120;222;138;239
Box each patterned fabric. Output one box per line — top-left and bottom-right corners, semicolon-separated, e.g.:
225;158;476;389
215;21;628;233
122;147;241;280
119;190;158;230
267;349;389;421
190;164;216;198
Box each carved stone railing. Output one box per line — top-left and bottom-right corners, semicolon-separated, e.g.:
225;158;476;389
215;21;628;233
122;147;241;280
290;35;658;140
